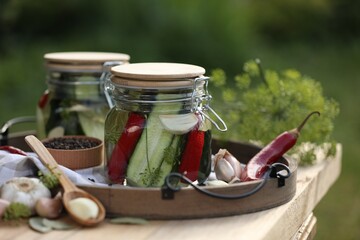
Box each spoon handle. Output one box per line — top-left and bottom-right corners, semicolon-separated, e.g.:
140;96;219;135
25;135;78;191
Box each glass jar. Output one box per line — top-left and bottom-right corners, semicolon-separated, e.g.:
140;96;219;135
104;62;227;187
36;52;130;140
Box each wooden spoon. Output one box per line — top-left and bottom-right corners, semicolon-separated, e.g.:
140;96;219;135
25;135;105;227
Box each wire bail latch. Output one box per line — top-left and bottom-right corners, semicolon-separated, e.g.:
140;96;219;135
191;77;227;132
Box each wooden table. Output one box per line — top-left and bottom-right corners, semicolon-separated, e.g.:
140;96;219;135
1;145;341;240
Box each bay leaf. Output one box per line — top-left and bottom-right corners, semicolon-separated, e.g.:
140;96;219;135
29;217;52;233
42;218;76;230
110;217;148;225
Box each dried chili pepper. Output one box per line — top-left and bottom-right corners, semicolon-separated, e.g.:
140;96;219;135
0;146;27;156
241;111;320;181
38;90;49;109
178;129;205;182
108;112;145;183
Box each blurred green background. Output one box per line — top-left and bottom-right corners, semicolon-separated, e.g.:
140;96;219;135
0;0;359;239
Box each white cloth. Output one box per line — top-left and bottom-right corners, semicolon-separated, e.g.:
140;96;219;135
0;150;110;187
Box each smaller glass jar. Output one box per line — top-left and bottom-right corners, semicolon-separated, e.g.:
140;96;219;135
36;52;130;140
104;63;226;187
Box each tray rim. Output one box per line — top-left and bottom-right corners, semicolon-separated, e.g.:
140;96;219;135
78;141;297;219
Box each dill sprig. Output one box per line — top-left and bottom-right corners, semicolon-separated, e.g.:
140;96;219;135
3;202;31;221
38;168;59;189
210;59;340;165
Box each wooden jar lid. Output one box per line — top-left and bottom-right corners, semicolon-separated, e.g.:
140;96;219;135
110;62;206;88
44;52;130;72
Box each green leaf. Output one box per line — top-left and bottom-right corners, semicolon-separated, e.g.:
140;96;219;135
109;217;148;225
29;217;52;233
29;217;76;233
42;218;76;230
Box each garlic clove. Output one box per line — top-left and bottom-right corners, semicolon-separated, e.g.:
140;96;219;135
214;149;226;164
214;149;243;183
214;158;236;182
214;149;242;182
206;180;229;187
223;151;242;179
229;177;241;184
68;197;99;221
35;193;63;219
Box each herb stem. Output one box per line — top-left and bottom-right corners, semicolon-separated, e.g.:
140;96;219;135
255;58;268;87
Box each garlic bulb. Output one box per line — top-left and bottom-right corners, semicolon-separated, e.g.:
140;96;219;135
0;177;51;213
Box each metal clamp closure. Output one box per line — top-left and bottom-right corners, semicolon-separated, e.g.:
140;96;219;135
191;77;227;132
100;61;124;108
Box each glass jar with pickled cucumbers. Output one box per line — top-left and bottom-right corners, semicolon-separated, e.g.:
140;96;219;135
104;62;227;187
36;52;130;140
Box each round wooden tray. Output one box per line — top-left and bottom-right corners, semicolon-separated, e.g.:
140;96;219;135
79;141;297;220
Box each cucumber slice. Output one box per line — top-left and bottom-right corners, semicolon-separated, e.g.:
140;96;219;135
36;106;47;139
150;134;182;186
159;113;198;134
126;113;174;186
68;104;108;140
198;130;212;183
126;102;183;187
48;126;65;138
78;110;106;140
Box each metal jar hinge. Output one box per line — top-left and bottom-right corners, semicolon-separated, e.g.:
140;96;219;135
192;77;227;132
100;61;124;109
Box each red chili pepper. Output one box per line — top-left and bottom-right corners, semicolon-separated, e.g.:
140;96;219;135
178;129;205;182
108;112;145;183
0;145;27;156
241;111;320;181
38;90;49;109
